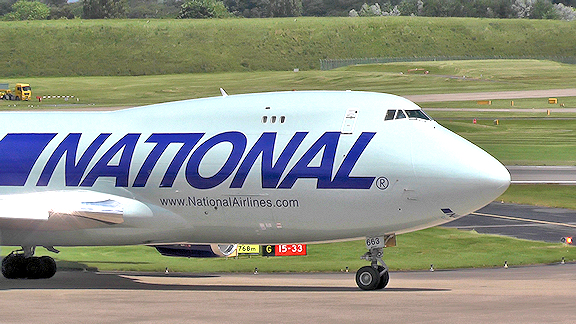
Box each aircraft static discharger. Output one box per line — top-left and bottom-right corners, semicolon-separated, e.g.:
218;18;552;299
0;91;510;290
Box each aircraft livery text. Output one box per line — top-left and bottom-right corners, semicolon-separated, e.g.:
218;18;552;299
0;132;377;189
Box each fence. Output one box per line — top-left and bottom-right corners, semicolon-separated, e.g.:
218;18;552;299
319;56;576;70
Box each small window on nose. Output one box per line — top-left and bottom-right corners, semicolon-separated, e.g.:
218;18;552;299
385;110;396;121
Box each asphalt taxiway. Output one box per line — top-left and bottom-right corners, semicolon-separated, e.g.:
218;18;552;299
446;202;576;243
0;264;575;324
443;166;576;242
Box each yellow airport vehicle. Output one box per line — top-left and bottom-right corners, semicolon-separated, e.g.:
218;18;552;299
1;83;32;101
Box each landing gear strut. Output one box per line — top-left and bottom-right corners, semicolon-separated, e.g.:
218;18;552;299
1;246;57;279
356;235;395;290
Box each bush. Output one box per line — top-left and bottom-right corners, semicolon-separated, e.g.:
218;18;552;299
0;0;17;17
512;0;558;19
49;3;82;19
353;3;400;16
83;0;127;19
270;0;302;17
530;0;557;19
179;0;231;18
127;0;181;18
4;0;49;20
555;3;576;21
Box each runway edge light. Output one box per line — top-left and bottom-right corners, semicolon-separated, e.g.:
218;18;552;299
560;237;573;245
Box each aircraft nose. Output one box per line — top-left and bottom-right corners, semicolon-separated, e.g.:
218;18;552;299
411;123;511;215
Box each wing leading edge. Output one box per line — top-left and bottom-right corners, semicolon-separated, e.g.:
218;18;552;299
0;190;142;230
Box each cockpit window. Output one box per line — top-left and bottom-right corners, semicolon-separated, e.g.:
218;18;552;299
385;109;431;121
405;109;431;120
385;110;396;121
395;110;406;119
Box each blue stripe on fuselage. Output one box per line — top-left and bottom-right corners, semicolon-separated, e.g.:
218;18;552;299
0;133;56;186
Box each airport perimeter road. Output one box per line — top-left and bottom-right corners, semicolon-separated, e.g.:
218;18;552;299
19;88;576;111
508;165;576;184
0;265;575;324
404;88;576;102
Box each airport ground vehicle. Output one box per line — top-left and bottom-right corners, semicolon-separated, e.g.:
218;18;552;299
0;83;32;101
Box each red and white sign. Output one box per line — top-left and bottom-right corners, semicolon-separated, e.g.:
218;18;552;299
275;244;307;256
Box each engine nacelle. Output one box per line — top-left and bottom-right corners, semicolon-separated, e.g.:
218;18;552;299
153;244;237;258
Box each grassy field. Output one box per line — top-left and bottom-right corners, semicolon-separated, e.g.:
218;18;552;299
3;59;576;107
2;18;576;77
500;184;576;209
421;98;576;110
440;119;576;165
341;59;576;95
3;227;573;273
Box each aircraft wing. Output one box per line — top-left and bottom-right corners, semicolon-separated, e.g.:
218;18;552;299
0;190;146;230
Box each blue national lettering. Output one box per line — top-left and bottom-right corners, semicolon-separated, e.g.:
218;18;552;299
0;131;376;189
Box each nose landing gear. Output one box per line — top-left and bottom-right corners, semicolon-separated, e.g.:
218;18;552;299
356;235;395;290
1;246;57;279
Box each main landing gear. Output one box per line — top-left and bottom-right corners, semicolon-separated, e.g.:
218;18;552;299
2;246;57;279
355;235;395;290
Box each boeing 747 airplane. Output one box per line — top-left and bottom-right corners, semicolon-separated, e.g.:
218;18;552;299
0;90;510;290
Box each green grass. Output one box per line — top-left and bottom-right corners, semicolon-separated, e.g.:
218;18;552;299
422;97;576;110
440;119;576;165
3;17;576;77
343;59;576;88
500;184;576;209
3;227;573;272
4;59;576;108
341;59;576;94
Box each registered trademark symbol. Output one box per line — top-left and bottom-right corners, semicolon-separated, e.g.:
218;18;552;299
375;177;389;190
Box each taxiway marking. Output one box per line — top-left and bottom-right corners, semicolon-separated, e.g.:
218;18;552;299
472;211;576;229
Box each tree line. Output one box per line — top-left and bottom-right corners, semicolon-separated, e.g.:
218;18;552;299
1;0;575;20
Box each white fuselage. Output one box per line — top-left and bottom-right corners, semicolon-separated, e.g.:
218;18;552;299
0;91;510;247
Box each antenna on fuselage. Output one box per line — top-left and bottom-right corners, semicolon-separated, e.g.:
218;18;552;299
220;88;228;97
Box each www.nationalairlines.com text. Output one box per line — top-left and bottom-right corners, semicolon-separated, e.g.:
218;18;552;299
159;196;300;209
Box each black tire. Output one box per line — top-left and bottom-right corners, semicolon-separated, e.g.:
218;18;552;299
2;253;27;279
26;257;44;279
376;265;390;290
356;265;381;290
39;256;57;279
